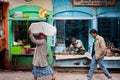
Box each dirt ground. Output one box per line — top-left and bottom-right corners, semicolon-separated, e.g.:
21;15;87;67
0;69;120;80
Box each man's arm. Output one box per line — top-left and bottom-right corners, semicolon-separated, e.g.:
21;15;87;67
28;30;44;45
76;40;85;50
100;37;106;53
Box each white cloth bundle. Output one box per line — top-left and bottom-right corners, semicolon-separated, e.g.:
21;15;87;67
29;22;56;36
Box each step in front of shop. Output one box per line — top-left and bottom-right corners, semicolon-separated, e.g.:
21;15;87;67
53;67;120;73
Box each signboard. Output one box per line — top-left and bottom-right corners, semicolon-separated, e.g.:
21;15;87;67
72;0;116;6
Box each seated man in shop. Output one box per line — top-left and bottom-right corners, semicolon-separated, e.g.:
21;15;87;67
63;36;86;55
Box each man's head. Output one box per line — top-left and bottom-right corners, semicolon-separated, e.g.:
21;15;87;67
72;36;77;43
90;29;98;39
39;33;46;39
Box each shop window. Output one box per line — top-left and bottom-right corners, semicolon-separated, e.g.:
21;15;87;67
12;20;41;48
65;20;88;48
98;18;120;48
54;20;89;52
55;20;65;46
114;18;120;39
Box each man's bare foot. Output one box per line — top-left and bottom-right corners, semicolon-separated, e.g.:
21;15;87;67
51;74;56;80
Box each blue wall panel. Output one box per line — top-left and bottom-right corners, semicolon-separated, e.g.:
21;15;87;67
53;5;95;17
97;2;120;17
53;5;72;15
52;0;95;17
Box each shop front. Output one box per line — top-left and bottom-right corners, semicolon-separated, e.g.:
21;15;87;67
52;0;120;68
97;4;120;68
8;5;53;69
52;0;95;67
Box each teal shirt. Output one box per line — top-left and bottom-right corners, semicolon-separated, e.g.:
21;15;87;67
93;39;96;51
92;39;96;57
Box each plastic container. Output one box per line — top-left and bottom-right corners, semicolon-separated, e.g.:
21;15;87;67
11;45;22;55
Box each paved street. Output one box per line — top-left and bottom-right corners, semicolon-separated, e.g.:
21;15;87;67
0;69;120;80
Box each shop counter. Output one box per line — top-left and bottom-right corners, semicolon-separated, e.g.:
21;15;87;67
54;52;91;60
12;54;33;70
53;54;120;68
53;52;91;67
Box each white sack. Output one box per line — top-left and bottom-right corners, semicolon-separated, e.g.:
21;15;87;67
29;22;56;36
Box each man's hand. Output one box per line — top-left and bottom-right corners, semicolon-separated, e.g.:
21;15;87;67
28;30;31;34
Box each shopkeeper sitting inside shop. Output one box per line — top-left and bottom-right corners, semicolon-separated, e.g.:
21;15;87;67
63;36;86;55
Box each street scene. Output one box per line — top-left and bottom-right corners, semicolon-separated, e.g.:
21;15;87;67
0;0;120;80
